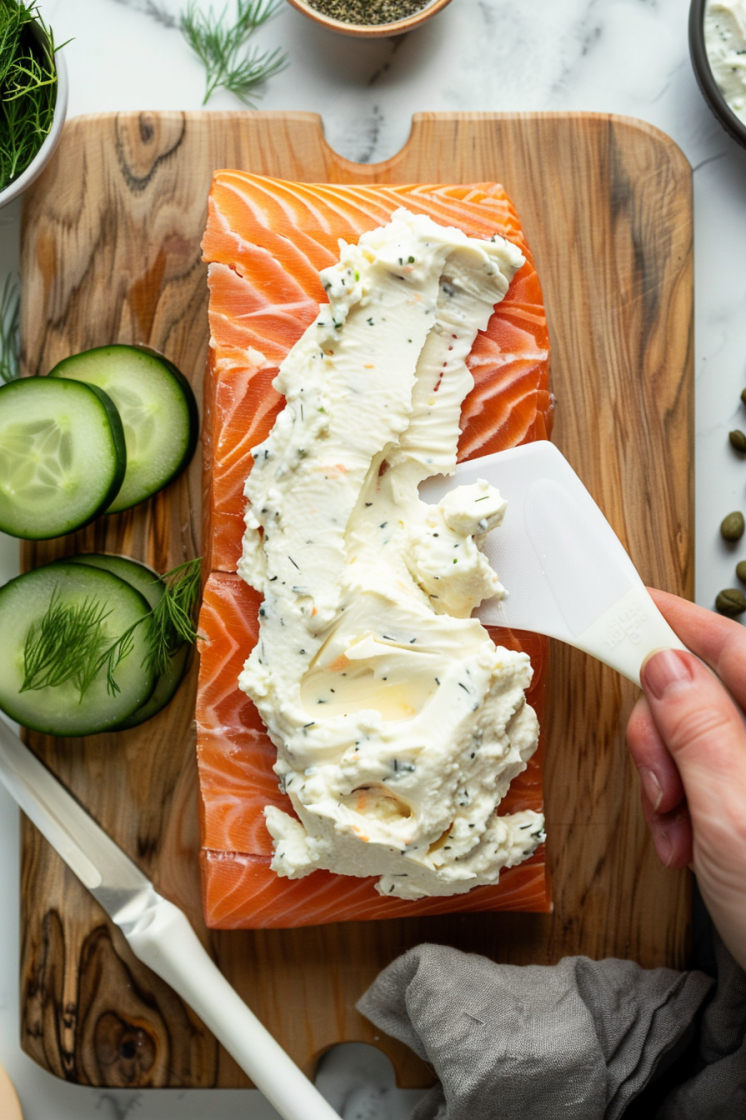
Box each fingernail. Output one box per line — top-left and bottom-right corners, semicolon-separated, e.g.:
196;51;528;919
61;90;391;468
657;828;673;868
639;767;663;812
641;649;693;700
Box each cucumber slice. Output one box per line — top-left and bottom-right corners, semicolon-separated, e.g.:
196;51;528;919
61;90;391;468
65;553;164;607
65;553;190;729
49;345;199;514
0;378;126;540
0;562;156;737
116;644;190;731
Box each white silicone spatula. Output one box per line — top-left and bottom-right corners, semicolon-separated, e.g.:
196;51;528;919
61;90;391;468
421;442;687;686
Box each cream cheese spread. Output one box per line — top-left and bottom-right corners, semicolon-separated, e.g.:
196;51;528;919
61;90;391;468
705;0;746;124
238;209;544;900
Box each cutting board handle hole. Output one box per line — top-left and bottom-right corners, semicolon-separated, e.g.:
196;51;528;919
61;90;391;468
317;114;418;175
314;1041;408;1102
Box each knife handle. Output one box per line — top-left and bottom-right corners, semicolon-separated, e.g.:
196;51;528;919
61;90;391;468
125;896;341;1120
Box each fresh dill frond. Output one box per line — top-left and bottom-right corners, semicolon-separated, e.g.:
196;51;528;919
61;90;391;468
144;557;202;677
21;558;203;702
0;273;20;383
179;0;287;106
86;625;138;698
21;590;112;693
0;0;64;191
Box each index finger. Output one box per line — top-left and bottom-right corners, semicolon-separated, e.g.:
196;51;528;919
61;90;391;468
647;587;746;710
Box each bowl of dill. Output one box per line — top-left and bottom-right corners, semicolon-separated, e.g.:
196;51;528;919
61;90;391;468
0;0;68;208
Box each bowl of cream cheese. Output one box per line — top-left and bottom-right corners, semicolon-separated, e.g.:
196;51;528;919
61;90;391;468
690;0;746;150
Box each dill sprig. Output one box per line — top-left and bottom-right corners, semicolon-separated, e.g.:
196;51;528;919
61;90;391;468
21;590;113;693
179;0;287;106
144;557;203;677
80;624;138;699
21;558;203;701
0;273;20;382
0;0;62;191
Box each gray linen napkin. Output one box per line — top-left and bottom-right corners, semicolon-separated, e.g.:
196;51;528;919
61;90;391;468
357;943;714;1120
654;932;746;1119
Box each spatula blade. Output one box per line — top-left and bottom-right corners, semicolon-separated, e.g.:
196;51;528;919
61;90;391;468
420;443;686;684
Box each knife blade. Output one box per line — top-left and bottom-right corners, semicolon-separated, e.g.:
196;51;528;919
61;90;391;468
0;716;341;1120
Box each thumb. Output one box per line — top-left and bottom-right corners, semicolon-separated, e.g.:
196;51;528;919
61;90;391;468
640;648;746;871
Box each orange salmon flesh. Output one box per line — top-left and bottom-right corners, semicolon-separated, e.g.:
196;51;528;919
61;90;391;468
198;174;553;929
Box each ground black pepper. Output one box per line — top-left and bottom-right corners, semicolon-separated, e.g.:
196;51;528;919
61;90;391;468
307;0;431;24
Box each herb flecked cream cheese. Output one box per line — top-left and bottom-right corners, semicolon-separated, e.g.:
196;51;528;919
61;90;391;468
238;209;545;900
705;0;746;124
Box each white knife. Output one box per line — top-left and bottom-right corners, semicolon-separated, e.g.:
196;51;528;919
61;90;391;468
421;441;688;685
0;716;341;1120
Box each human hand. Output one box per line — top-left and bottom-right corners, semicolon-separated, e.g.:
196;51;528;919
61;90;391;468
626;588;746;971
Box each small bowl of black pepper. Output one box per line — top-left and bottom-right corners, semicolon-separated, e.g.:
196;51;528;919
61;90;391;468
285;0;452;37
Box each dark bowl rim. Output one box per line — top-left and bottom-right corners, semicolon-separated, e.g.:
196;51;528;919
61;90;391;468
689;0;746;150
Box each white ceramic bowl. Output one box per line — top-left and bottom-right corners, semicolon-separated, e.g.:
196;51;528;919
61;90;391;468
0;33;68;209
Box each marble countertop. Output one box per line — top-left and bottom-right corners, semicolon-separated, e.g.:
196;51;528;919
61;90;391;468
1;0;745;1116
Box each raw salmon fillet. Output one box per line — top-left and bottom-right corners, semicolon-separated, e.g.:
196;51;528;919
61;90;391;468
202;175;553;575
198;173;553;929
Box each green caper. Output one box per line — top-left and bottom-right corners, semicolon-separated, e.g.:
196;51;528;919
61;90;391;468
716;589;746;616
741;388;746;408
720;511;745;542
737;561;746;584
730;430;746;453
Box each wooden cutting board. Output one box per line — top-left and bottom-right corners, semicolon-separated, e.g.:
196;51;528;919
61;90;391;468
18;111;693;1089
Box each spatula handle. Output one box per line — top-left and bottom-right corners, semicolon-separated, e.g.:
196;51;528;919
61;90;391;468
573;583;688;686
126;897;341;1120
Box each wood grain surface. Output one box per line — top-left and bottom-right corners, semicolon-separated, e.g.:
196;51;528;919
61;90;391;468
17;111;693;1089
